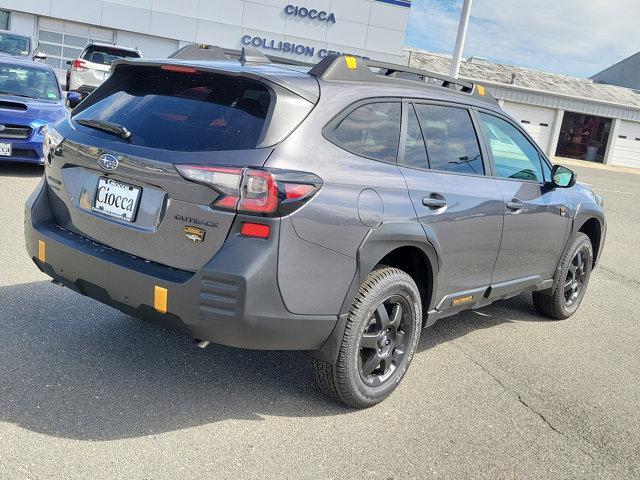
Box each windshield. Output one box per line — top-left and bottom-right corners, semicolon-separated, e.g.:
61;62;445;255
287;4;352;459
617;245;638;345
73;68;272;151
82;46;141;65
0;33;30;57
0;64;60;100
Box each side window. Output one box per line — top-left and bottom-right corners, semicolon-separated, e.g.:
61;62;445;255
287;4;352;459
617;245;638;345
333;102;401;162
414;104;484;175
479;113;544;182
401;106;429;169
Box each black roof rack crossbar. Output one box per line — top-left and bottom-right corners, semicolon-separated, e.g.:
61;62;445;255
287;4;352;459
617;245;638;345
168;43;314;67
309;55;482;97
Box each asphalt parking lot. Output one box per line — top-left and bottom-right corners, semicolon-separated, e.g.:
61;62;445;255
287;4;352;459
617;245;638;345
1;162;639;479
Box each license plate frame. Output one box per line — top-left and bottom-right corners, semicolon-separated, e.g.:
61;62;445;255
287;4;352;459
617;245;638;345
92;177;142;223
0;142;12;156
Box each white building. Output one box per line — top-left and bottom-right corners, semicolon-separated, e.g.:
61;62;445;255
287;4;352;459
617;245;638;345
407;49;640;170
0;0;410;71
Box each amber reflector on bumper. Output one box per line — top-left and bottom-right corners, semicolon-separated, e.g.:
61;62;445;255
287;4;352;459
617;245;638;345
38;240;46;262
154;286;168;314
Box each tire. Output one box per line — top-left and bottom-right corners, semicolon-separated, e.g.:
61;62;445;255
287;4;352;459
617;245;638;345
532;232;593;320
312;267;422;408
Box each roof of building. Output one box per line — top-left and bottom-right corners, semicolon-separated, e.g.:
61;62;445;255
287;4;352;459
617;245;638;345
404;48;640;111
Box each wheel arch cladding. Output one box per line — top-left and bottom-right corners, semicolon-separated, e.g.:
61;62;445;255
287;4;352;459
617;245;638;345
314;236;438;364
578;217;602;266
351;224;439;320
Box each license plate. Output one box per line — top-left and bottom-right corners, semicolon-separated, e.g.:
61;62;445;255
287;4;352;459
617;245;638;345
92;177;141;222
0;142;11;156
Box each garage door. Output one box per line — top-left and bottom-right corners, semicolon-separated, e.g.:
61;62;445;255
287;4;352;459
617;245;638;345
502;101;556;153
610;120;640;169
36;17;114;83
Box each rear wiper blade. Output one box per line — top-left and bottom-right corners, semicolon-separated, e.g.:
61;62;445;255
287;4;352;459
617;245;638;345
76;118;132;140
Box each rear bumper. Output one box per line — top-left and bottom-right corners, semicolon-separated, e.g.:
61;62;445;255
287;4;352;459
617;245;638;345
25;181;338;351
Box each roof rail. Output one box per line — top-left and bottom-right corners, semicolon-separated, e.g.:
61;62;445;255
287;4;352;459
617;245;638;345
309;54;492;100
168;44;314;67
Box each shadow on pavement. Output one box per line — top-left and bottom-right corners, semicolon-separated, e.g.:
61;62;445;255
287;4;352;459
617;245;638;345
1;163;43;178
419;292;548;352
0;280;547;441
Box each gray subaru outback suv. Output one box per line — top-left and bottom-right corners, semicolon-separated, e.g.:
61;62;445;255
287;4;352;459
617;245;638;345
25;49;606;408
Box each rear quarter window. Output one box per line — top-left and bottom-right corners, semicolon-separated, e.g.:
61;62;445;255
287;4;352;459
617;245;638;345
328;102;401;162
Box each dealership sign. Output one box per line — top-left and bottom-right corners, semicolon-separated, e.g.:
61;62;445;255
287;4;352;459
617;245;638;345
284;4;336;23
239;3;374;59
241;35;366;60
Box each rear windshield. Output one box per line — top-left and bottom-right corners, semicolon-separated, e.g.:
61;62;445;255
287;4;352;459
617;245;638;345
73;68;272;151
82;46;141;65
0;33;30;57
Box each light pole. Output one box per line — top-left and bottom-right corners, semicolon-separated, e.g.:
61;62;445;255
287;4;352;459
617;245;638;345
449;0;473;79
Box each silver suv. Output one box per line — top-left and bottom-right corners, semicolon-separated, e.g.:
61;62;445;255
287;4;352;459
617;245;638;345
66;42;141;99
26;49;606;408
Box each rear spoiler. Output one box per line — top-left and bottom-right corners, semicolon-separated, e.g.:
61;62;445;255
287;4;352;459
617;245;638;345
80;57;320;107
169;44;314;67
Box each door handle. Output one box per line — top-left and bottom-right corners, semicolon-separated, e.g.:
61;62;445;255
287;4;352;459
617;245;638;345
506;199;524;211
422;194;447;209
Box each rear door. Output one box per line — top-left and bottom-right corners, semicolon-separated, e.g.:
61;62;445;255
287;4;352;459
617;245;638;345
476;110;570;284
398;101;504;303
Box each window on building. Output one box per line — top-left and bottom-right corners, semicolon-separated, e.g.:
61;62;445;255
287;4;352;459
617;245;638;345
332;102;401;162
0;10;10;31
36;20;114;70
414;104;484;175
479;113;544;182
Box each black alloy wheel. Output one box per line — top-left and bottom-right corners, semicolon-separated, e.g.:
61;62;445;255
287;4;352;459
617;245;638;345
564;247;589;307
358;296;413;387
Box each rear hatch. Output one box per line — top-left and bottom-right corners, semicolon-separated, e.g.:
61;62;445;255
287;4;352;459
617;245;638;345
75;45;141;88
46;61;317;271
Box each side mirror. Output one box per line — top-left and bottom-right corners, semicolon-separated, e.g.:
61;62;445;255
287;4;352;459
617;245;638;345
66;91;82;109
34;51;47;60
551;164;576;188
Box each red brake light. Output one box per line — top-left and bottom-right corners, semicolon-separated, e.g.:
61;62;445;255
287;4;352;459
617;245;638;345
161;65;198;74
284;183;315;200
72;59;87;71
240;222;271;239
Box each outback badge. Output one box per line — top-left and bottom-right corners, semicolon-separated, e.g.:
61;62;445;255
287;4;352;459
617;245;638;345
184;226;206;243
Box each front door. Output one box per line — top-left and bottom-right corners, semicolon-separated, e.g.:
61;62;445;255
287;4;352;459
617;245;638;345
477;111;570;284
398;102;504;303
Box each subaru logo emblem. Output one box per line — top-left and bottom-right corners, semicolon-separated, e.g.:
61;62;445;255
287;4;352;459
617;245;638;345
0;125;5;132
98;153;118;171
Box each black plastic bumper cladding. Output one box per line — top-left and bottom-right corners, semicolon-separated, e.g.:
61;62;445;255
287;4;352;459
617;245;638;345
25;180;337;351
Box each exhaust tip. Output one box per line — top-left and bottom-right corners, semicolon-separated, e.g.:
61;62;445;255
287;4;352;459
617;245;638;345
194;339;211;349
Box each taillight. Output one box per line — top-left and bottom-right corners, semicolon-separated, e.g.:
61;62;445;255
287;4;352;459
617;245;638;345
175;165;321;216
72;59;88;72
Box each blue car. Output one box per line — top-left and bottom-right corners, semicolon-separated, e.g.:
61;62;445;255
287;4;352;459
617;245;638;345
0;57;74;164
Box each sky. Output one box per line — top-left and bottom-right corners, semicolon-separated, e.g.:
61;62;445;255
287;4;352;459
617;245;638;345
405;0;640;78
